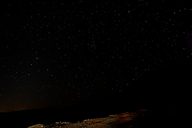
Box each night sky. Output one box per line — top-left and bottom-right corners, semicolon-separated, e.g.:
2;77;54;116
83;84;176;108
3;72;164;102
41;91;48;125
0;1;192;112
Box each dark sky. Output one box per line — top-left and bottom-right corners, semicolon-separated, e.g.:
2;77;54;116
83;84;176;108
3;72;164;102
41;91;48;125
0;1;192;112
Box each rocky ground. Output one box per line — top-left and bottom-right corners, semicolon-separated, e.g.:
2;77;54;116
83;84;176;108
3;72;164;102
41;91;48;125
28;112;138;128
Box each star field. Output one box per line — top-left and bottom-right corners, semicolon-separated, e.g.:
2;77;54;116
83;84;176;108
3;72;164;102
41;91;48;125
1;1;192;111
